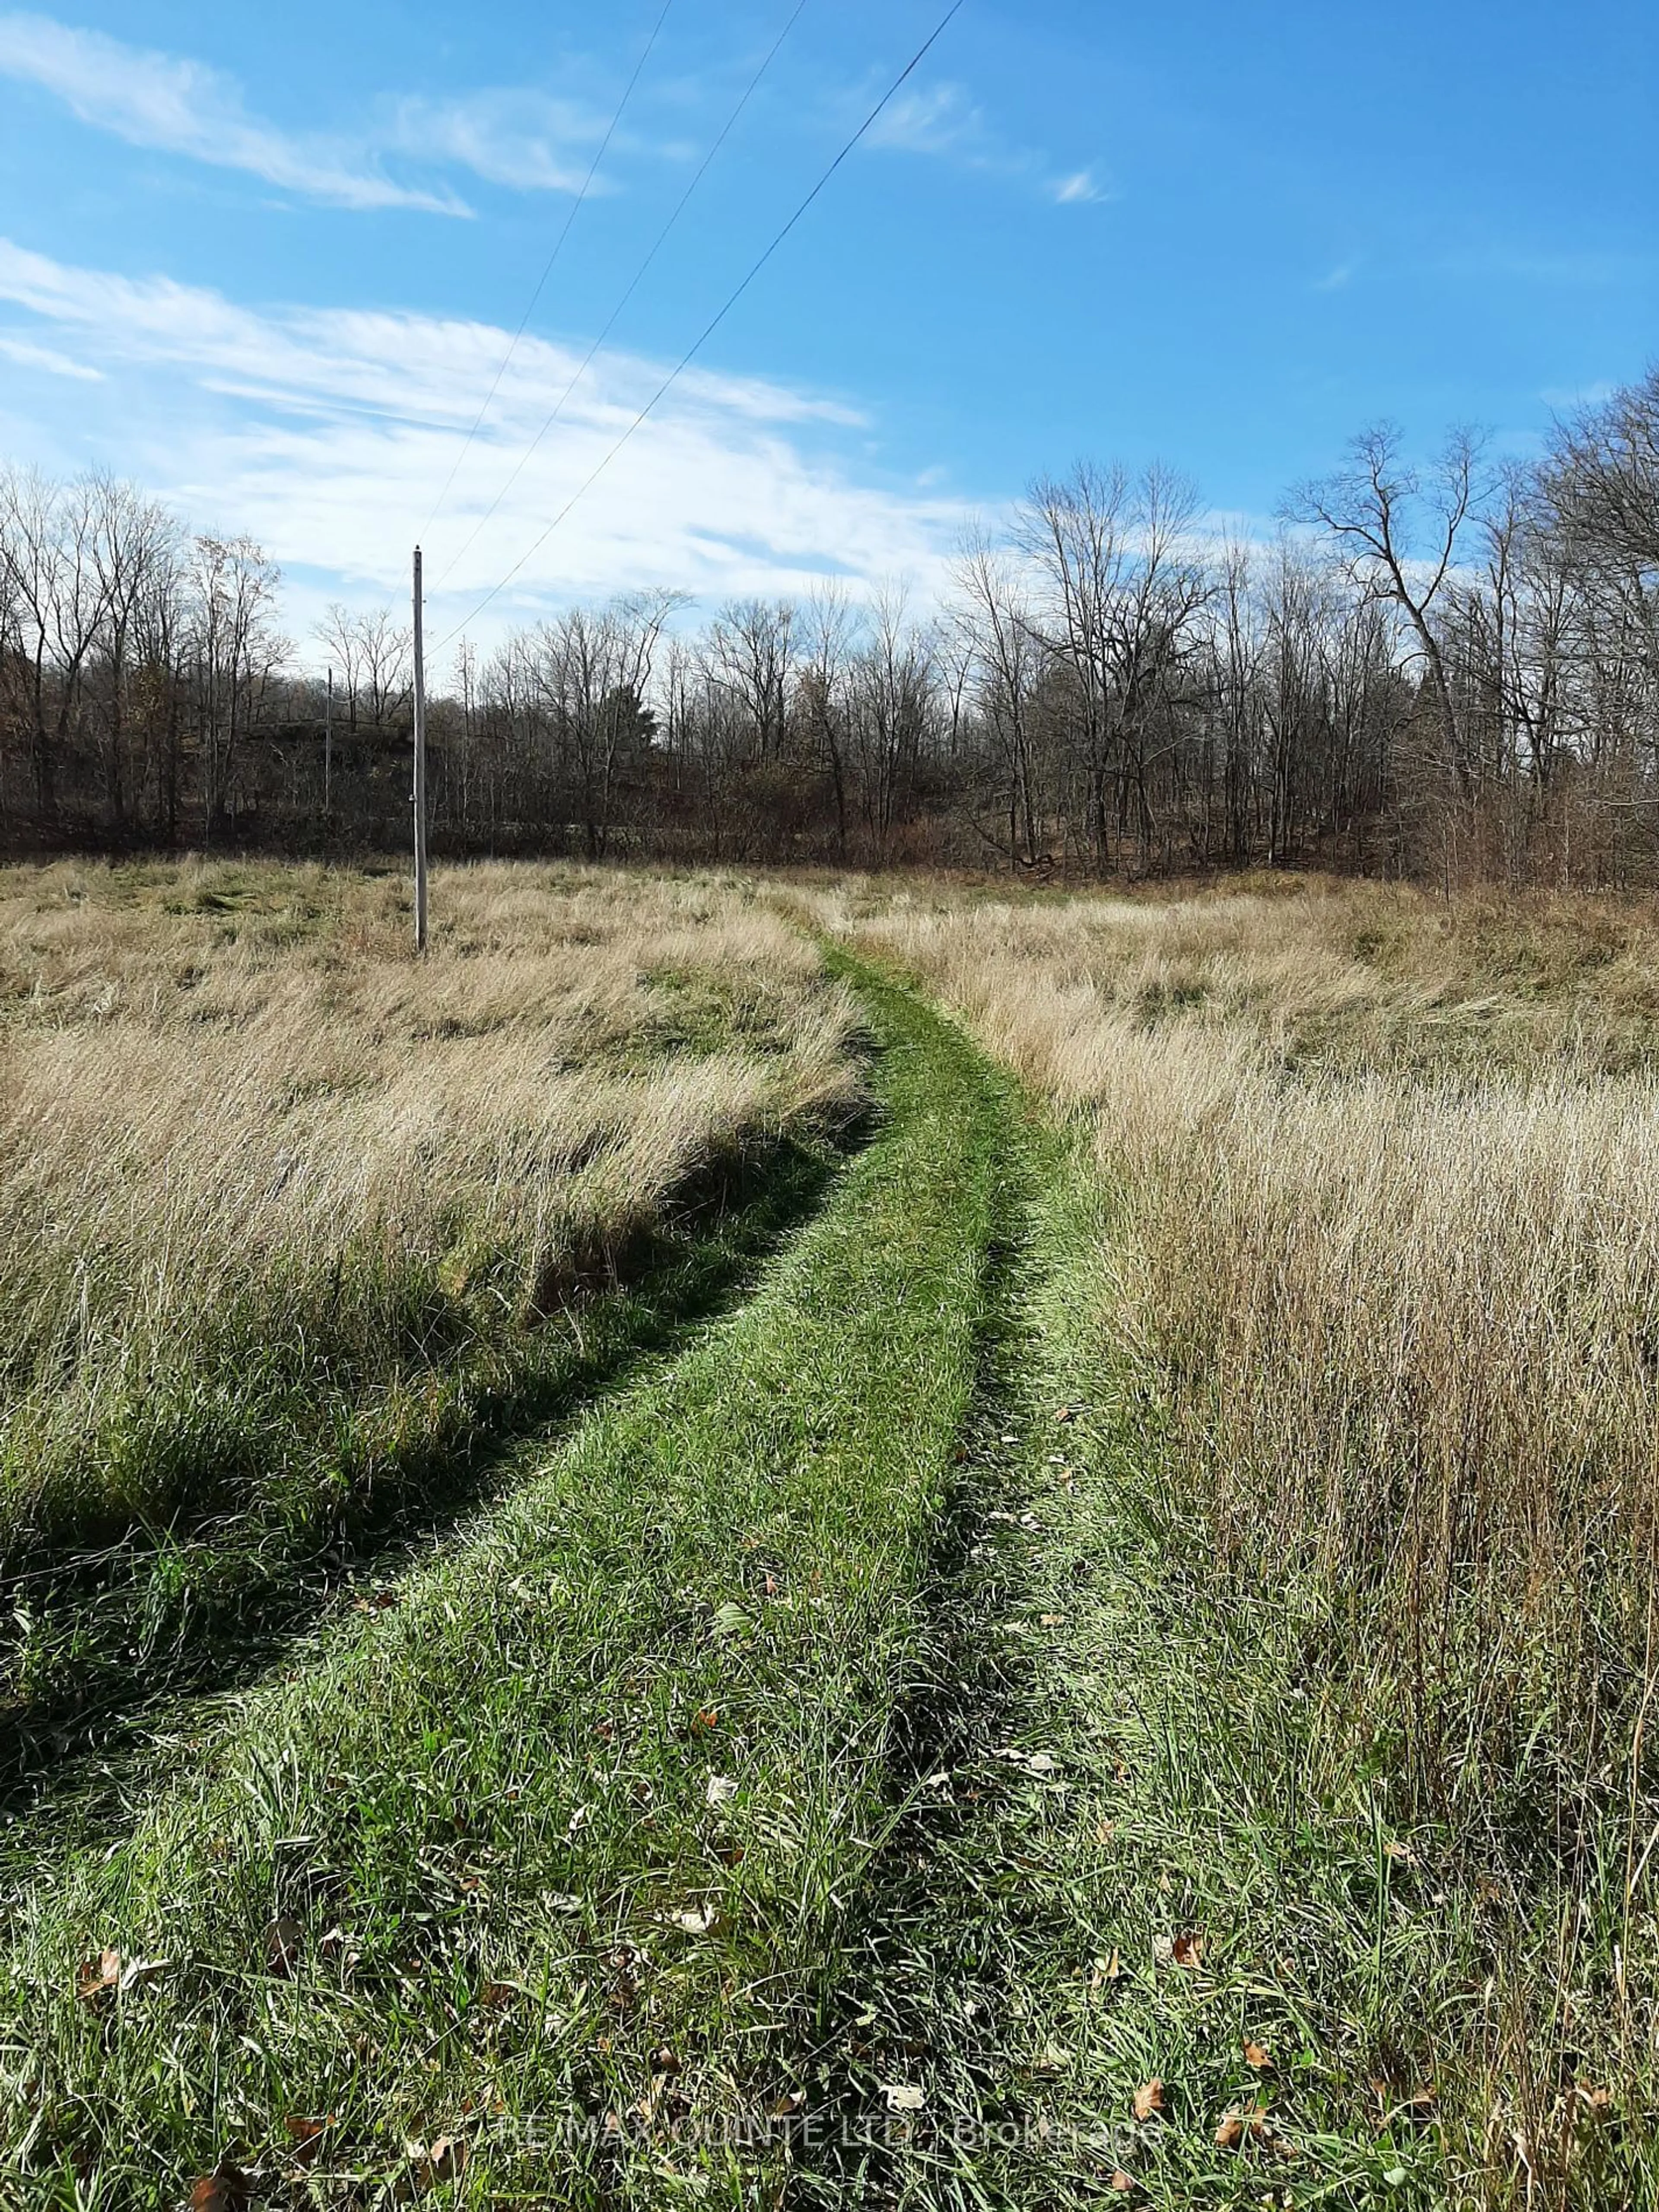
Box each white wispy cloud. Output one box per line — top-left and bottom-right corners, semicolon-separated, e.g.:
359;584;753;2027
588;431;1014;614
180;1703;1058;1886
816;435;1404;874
0;329;102;380
861;76;1108;207
0;239;973;647
0;12;635;213
0;11;467;212
1051;170;1106;206
383;91;604;197
866;83;982;157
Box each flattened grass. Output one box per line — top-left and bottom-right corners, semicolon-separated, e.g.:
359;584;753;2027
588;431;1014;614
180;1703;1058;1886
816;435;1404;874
0;961;1014;2209
808;885;1659;2208
0;860;861;1775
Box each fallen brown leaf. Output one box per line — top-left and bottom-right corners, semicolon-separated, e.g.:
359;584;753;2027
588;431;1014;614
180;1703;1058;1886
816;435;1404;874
1244;2039;1272;2070
1089;1949;1122;1993
283;2114;333;2166
1214;2110;1245;2149
264;1916;303;1979
75;1948;121;2007
1107;2171;1135;2195
432;2136;466;2180
1131;2078;1165;2123
190;2168;251;2212
1172;1931;1204;1970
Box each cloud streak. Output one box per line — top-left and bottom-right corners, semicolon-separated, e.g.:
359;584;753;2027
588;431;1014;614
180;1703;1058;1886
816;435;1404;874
0;329;102;380
862;76;1109;207
0;12;639;213
0;239;975;648
0;11;469;212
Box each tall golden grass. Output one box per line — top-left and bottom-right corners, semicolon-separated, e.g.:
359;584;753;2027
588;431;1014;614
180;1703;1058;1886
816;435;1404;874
816;876;1659;2173
0;858;860;1553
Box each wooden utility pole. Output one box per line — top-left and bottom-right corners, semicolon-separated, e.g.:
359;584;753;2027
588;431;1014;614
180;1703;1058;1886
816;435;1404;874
412;546;429;953
323;664;333;823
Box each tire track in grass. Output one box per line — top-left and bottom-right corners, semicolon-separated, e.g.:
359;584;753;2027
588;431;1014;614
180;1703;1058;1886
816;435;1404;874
0;1127;849;1836
789;1116;1451;2212
0;961;1015;2211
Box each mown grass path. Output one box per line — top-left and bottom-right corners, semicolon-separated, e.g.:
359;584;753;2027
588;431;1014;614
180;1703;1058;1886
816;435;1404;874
0;1128;844;1818
0;960;1016;2209
6;950;1532;2212
790;1131;1451;2211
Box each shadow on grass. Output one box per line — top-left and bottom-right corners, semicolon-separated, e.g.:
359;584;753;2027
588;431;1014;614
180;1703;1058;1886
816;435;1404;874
0;1116;867;1821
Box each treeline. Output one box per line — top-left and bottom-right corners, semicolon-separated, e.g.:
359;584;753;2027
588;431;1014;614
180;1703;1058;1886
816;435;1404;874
4;365;1659;884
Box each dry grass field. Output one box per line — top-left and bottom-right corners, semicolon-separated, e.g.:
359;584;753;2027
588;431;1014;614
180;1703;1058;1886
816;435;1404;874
5;858;1657;2209
810;874;1659;2197
0;858;861;1763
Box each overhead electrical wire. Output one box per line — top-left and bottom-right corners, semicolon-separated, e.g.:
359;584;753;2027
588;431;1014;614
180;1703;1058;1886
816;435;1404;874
432;0;813;592
432;0;966;654
420;0;679;539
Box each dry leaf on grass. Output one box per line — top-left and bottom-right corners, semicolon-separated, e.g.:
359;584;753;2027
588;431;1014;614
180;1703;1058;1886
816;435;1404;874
190;2168;251;2212
1172;1931;1204;1970
283;2114;334;2166
397;2136;467;2198
1089;1950;1122;1993
264;1916;303;1978
75;1948;170;2005
1216;2104;1273;2150
1131;2079;1165;2122
75;1949;122;2006
882;2084;926;2113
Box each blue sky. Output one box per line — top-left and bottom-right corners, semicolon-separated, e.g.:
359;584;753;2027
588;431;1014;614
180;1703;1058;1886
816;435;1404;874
0;0;1654;655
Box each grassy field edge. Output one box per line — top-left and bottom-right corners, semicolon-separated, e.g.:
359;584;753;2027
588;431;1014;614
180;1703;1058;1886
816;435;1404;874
0;1122;850;1812
0;956;1017;2209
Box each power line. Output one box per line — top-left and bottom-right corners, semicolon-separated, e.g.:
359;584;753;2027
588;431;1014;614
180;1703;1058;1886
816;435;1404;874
433;0;966;655
421;0;678;539
432;0;812;592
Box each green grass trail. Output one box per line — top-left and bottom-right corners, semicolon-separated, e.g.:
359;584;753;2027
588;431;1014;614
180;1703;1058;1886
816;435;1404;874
794;1106;1648;2212
0;962;1015;2209
7;954;1613;2211
791;1127;1456;2209
0;1127;842;1813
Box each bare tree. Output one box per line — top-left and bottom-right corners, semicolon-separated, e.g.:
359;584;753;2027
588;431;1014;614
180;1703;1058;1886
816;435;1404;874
1288;423;1486;793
